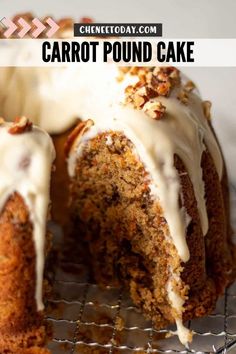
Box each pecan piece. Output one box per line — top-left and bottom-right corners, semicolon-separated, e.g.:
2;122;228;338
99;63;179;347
167;67;180;82
125;84;157;109
143;100;166;120
80;17;94;23
65;119;94;157
8;117;32;135
202;100;212;120
177;90;189;105
156;81;171;96
134;86;157;108
184;80;196;92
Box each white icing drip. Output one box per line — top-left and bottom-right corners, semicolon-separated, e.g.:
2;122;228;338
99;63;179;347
167;278;192;345
175;319;192;345
0;122;55;311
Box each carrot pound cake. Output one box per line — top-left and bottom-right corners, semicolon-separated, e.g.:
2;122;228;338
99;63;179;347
65;67;235;345
0;118;55;353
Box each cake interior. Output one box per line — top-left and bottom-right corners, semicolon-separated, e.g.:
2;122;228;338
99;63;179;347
0;193;48;353
68;130;233;330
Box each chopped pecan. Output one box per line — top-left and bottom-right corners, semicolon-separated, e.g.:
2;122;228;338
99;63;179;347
202;100;212;120
145;71;153;85
135;86;157;108
167;67;180;82
125;84;136;104
151;67;178;96
8;117;32;134
133;91;146;108
156;71;169;82
125;81;142;103
116;69;126;82
123;66;182;119
118;67;131;75
135;67;152;84
184;80;195;92
156;81;171;96
126;84;157;109
154;67;180;84
65;119;94;157
118;67;150;83
117;67;138;82
177;90;189;105
143;100;166;120
152;67;161;76
80;17;94;23
58;18;74;30
130;67;151;77
129;67;140;75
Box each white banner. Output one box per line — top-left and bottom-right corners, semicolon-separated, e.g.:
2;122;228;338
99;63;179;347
0;38;235;66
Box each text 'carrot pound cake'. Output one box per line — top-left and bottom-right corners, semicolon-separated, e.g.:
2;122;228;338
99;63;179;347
65;66;236;345
0;118;55;354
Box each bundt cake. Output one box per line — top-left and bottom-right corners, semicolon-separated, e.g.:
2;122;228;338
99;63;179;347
0;13;235;346
64;66;235;345
0;117;55;353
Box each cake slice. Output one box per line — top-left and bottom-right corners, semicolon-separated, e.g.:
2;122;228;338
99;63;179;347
65;67;235;345
0;117;55;353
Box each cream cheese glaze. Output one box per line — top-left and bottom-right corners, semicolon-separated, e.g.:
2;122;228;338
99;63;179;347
0;121;55;311
0;67;80;134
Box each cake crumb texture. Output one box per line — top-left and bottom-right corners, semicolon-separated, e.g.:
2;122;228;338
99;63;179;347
68;131;235;328
0;192;48;353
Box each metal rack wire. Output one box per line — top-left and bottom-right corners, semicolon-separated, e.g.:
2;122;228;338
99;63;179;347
46;186;236;353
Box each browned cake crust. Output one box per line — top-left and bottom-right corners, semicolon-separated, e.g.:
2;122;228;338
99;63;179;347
0;192;47;353
51;127;75;227
68;131;235;328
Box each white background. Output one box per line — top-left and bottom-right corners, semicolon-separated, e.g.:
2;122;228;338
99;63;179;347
1;0;236;183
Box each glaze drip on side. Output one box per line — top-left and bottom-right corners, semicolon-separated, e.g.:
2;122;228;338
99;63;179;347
0;121;55;311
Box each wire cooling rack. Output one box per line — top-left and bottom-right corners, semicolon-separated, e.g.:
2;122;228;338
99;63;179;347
46;186;236;354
